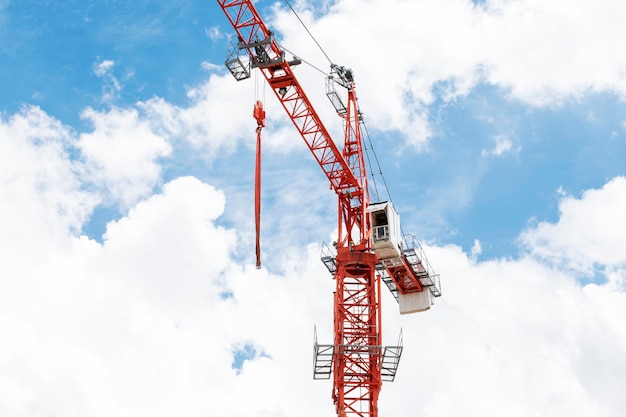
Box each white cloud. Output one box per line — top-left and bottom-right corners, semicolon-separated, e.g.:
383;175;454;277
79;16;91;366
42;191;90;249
205;25;222;42
93;59;123;102
94;60;115;77
0;102;333;417
481;0;626;105
481;133;518;156
0;168;334;416
1;83;625;417
470;238;482;260
0;105;98;248
385;242;626;417
521;176;626;279
200;61;222;72
79;106;172;208
134;73;306;162
98;176;236;311
138;73;258;151
266;0;626;146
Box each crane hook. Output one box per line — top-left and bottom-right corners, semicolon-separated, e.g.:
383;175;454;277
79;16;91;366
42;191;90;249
254;99;266;131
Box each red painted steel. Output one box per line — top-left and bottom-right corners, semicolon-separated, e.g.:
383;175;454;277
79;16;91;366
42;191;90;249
253;100;265;269
333;250;381;417
217;2;390;416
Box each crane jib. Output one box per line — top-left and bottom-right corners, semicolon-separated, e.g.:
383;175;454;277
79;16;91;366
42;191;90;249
218;0;361;197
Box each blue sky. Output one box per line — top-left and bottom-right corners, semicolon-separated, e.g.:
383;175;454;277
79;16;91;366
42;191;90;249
2;1;625;260
1;1;211;122
1;1;626;416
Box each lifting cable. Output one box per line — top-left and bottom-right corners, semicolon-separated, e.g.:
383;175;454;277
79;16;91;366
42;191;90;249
282;0;394;206
283;0;333;66
363;122;393;206
281;45;329;77
253;99;265;269
253;69;266;269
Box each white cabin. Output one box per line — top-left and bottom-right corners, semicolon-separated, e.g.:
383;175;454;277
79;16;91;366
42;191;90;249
367;201;402;260
368;201;434;314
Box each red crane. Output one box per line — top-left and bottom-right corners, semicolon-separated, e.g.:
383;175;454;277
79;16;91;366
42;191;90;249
216;2;441;416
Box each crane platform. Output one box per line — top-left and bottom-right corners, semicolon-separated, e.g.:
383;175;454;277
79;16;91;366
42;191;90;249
400;234;442;298
313;327;404;382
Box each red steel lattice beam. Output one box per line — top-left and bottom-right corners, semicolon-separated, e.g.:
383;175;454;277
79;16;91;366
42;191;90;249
217;2;387;417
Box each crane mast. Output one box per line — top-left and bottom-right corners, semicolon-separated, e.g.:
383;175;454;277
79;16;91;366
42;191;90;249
216;2;441;416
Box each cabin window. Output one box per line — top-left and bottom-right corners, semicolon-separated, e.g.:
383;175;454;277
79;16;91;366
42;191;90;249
374;212;388;227
373;225;389;242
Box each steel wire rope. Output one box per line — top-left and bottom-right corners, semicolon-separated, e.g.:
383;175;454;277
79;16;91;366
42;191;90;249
282;0;396;211
254;66;267;105
283;0;333;66
363;121;411;243
362;121;393;206
362;122;381;203
280;44;330;77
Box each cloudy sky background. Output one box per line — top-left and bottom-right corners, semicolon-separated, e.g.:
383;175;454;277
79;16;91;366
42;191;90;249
1;0;625;416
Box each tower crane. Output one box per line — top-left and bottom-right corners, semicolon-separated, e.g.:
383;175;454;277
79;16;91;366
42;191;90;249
216;2;441;416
